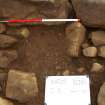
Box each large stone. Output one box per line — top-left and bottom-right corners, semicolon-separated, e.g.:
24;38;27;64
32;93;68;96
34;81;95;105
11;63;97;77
65;22;86;57
0;50;18;68
71;0;105;28
6;70;38;103
0;34;18;48
91;31;105;46
0;97;14;105
26;0;71;25
98;82;105;105
0;0;71;26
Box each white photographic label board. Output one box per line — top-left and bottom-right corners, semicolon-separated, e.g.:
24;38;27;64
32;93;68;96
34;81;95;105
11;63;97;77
45;76;91;105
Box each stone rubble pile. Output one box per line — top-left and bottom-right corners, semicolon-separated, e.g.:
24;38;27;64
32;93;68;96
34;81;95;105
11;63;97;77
0;0;104;105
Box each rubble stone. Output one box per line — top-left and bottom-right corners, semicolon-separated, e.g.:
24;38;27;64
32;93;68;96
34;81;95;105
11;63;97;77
71;0;105;28
65;22;86;57
77;67;86;73
0;34;18;48
6;27;30;38
0;0;71;26
83;47;97;57
62;70;69;75
6;70;38;103
98;46;105;58
91;31;105;46
98;82;105;105
0;50;18;68
0;97;14;105
91;63;104;73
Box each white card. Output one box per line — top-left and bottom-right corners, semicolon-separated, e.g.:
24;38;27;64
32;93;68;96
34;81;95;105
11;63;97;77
45;76;91;105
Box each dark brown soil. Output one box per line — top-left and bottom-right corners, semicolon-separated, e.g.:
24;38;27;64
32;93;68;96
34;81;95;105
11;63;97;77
9;25;105;105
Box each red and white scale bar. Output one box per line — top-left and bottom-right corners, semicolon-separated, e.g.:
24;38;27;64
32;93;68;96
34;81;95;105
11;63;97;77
0;18;79;23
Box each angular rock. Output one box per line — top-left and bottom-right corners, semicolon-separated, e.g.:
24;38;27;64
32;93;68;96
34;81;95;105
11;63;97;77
98;46;105;58
0;50;18;68
0;0;71;26
0;97;14;105
65;22;86;57
98;82;105;105
91;63;104;73
71;0;105;28
0;24;6;33
6;70;38;103
6;27;30;38
91;31;105;46
83;47;97;57
0;34;18;48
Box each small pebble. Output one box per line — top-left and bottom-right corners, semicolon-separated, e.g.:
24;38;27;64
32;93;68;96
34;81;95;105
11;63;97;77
91;63;104;72
62;70;70;76
77;67;85;73
20;27;30;38
83;47;97;57
0;50;18;68
6;27;30;39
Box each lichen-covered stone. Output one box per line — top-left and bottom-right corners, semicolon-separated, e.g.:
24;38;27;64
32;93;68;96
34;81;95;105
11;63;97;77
6;70;38;103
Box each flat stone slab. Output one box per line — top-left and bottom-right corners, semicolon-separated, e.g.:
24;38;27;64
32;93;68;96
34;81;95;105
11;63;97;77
6;70;38;103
